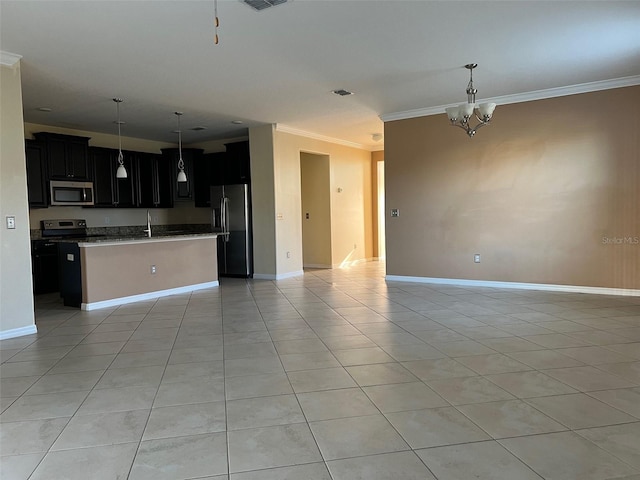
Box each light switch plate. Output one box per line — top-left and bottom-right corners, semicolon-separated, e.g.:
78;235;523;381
6;216;16;229
391;209;399;217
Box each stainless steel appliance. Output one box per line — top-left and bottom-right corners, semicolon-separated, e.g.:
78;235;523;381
32;219;93;294
49;180;94;206
211;184;253;277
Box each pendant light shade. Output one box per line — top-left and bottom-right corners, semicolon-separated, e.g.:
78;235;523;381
113;98;128;178
175;112;187;183
116;153;128;179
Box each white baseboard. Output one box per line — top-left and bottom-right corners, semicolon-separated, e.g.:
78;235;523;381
385;275;640;297
81;281;219;311
304;264;332;269
252;273;276;280
253;270;305;280
0;324;38;340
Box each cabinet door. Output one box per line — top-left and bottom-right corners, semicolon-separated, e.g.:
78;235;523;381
162;148;201;202
224;141;251;184
25;140;48;208
46;136;69;179
35;133;90;180
195;152;224;206
175;154;193;201
68;139;89;179
208;152;226;187
154;155;174;208
115;152;137;208
90;148;116;207
136;154;156;208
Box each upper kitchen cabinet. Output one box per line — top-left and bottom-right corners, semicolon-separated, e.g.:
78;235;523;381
224;141;251;184
161;148;203;202
34;132;90;180
137;153;173;208
25;139;48;208
195;152;225;207
89;147;136;208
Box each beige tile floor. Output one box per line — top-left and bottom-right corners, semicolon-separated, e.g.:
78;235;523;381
2;261;640;479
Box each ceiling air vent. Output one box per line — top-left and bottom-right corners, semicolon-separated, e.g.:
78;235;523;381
242;0;289;11
333;89;354;97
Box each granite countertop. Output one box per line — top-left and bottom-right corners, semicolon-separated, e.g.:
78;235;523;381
53;232;220;246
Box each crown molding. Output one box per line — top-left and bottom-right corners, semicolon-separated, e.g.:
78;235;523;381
275;124;377;151
0;51;22;67
381;75;640;122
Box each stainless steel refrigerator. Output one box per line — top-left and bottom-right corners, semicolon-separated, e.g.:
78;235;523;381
211;184;253;277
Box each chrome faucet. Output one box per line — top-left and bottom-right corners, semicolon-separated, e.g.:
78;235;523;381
143;210;152;238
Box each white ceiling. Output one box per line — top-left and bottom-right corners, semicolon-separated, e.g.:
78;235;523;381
1;1;639;149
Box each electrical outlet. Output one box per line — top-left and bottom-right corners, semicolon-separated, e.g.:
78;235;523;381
150;265;157;274
286;251;291;258
391;209;399;217
474;254;481;263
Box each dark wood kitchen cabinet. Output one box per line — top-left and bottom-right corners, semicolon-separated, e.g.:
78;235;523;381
34;132;90;180
25;139;48;208
161;148;203;202
194;152;225;207
137;153;173;208
223;141;251;184
89;147;136;208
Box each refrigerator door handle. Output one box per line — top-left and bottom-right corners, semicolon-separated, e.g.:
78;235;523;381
224;196;230;242
220;197;226;233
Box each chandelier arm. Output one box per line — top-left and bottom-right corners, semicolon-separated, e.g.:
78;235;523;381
451;123;472;134
472;121;489;133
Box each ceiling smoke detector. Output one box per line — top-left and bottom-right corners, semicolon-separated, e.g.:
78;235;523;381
242;0;289;11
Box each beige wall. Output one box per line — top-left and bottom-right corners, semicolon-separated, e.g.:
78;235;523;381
248;124;277;277
24;123;211;228
248;125;374;278
371;150;384;258
0;61;36;337
301;153;332;267
385;86;640;290
273;129;373;276
81;238;217;303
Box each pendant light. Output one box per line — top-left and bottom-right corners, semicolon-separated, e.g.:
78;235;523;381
113;98;128;179
175;112;187;183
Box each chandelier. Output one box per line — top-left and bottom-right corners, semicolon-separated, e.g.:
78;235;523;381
445;64;496;138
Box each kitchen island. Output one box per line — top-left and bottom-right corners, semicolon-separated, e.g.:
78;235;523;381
57;233;219;310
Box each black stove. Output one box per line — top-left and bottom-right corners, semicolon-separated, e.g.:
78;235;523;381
32;219;98;294
41;218;89;239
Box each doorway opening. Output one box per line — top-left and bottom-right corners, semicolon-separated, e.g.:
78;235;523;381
377;159;386;260
300;152;332;269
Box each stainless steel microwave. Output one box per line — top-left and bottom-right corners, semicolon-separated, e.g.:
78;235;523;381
49;180;94;206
